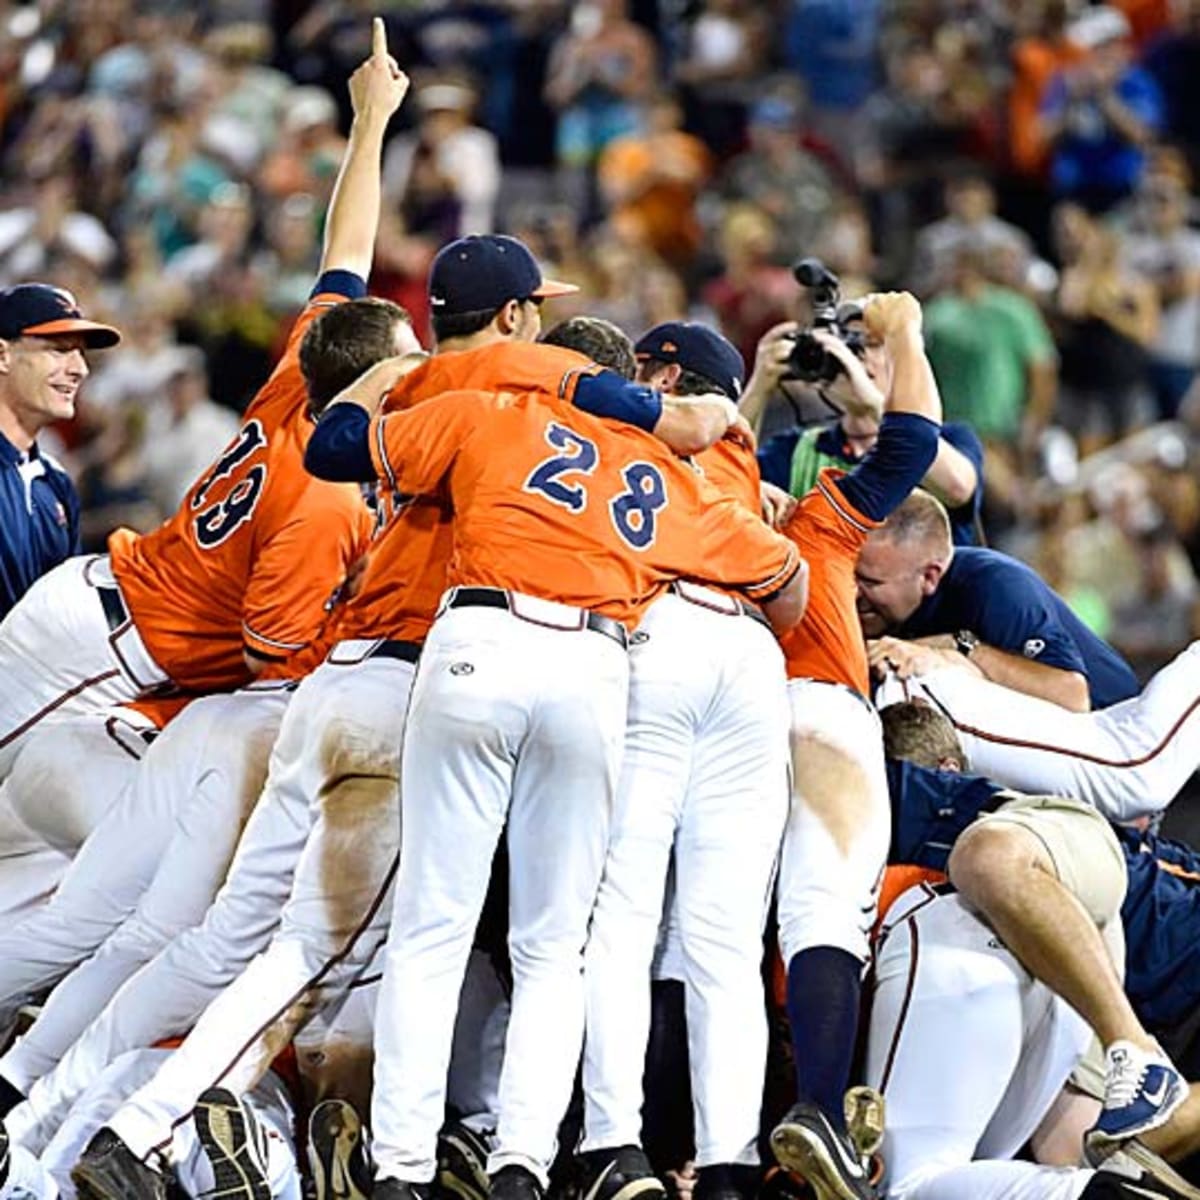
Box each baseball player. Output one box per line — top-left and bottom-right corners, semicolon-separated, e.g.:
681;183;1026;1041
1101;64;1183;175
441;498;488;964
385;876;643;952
0;21;417;784
763;292;943;1200
857;491;1139;711
296;329;806;1200
61;217;736;1197
868;886;1193;1200
579;321;791;1200
873;636;1200;824
0;283;117;618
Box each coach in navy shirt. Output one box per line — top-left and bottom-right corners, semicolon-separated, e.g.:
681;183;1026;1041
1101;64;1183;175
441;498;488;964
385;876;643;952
0;284;121;618
856;489;1138;710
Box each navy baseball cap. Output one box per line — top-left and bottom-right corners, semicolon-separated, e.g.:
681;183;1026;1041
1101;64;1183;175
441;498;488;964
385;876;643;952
0;284;121;348
429;235;578;316
634;322;745;401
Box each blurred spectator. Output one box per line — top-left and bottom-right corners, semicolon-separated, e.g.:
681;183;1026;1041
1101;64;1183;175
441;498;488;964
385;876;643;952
383;77;501;238
0;173;117;286
165;181;256;292
1009;1;1087;181
923;244;1059;453
544;0;657;171
258;85;345;201
1124;156;1200;418
1111;523;1198;675
255;193;322;316
673;0;770;157
1142;0;1200;174
597;92;711;271
722;93;838;267
701;204;797;370
1040;5;1164;211
1051;200;1158;453
811;201;876;300
911;168;1034;296
141;346;240;513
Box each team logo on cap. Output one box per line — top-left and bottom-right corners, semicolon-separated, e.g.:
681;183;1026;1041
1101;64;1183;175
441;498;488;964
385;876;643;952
48;286;79;314
661;341;677;352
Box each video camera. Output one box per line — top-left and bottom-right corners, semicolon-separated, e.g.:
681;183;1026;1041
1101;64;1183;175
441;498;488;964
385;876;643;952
784;257;866;384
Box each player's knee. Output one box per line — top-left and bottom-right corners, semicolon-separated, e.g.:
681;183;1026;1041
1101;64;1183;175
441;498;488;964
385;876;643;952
948;820;1044;905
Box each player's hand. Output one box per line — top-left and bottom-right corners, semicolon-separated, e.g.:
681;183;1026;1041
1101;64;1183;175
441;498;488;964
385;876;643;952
348;17;410;123
725;412;756;451
862;291;922;340
809;328;884;419
760;480;797;529
866;635;976;681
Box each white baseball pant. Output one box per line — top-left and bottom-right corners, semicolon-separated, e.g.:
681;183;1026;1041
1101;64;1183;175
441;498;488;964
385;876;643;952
0;556;169;780
0;685;291;1094
372;597;629;1188
867;888;1094;1200
582;587;789;1168
6;644;411;1156
777;680;889;966
1;1048;300;1200
103;642;413;1163
879;639;1200;822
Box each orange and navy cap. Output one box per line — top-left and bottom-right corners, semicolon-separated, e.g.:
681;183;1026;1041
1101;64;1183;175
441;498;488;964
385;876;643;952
428;235;577;316
0;284;121;349
635;321;745;401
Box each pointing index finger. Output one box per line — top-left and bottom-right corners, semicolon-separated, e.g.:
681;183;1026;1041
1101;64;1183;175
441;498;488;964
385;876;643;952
372;16;387;59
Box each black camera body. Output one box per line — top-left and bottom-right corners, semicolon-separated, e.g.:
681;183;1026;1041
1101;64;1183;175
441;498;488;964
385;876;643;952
785;257;865;384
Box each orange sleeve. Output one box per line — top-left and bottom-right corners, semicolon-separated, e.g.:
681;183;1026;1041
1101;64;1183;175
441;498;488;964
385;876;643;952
688;483;802;602
368;389;494;497
785;468;880;554
241;483;368;661
124;694;193;729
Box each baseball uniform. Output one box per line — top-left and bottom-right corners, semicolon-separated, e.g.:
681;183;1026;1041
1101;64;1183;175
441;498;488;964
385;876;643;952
582;432;790;1171
0;276;370;779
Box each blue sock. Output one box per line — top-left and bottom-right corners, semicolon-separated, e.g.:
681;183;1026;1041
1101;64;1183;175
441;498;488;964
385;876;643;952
785;946;862;1133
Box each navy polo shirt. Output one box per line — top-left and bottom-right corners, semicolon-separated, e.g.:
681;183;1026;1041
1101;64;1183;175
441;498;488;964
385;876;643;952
0;430;81;619
898;546;1139;709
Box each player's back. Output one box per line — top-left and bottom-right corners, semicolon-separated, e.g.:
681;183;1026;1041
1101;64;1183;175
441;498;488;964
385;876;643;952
372;388;800;627
109;295;367;691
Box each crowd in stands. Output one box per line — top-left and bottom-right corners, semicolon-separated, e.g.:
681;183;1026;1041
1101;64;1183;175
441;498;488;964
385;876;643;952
5;0;1200;680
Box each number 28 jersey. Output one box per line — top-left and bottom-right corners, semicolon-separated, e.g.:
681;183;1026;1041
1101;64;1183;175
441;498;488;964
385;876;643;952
108;290;370;691
367;387;801;628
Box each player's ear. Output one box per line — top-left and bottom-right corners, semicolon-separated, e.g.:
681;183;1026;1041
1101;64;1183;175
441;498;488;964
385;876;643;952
496;299;523;337
642;362;680;392
0;338;11;374
919;559;944;596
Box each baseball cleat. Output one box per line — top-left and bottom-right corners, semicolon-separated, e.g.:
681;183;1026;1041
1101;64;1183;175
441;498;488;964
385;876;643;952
308;1098;372;1200
843;1087;885;1161
489;1164;545;1200
579;1145;668;1200
1086;1042;1186;1163
1096;1142;1200;1199
71;1127;170;1200
771;1102;877;1200
437;1120;493;1200
194;1086;271;1200
376;1181;434;1200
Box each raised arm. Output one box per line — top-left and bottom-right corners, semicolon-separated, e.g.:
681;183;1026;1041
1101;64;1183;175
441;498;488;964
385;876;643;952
320;17;410;280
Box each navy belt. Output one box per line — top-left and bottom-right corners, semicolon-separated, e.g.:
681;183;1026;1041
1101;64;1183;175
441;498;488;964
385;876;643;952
446;587;628;649
369;639;422;664
97;586;128;633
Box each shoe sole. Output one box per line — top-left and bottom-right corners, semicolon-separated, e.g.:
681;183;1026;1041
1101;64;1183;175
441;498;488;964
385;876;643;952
1112;1140;1200;1199
309;1100;370;1200
70;1158;160;1200
437;1128;490;1200
195;1086;271;1200
771;1123;869;1200
1086;1079;1191;1166
581;1170;667;1200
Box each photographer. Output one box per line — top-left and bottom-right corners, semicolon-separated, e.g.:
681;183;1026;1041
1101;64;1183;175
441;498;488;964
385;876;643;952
741;270;985;545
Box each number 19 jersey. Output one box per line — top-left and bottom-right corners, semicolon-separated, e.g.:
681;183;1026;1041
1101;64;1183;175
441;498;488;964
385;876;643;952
108;291;370;691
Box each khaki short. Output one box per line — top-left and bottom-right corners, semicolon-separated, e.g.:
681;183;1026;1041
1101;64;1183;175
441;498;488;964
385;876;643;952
975;792;1128;973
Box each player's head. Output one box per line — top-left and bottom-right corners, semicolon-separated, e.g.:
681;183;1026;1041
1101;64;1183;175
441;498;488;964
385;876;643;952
633;322;745;402
880;700;967;772
855;490;953;637
428;234;578;350
0;284;121;440
541;316;636;378
299;297;421;418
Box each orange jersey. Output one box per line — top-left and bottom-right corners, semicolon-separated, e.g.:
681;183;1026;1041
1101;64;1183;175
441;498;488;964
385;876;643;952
338;341;606;644
109;293;369;691
368;387;800;627
694;433;762;515
777;468;879;694
124;694;193;730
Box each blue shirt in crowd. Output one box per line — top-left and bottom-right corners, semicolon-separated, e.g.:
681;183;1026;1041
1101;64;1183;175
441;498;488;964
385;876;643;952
0;429;81;619
897;546;1140;708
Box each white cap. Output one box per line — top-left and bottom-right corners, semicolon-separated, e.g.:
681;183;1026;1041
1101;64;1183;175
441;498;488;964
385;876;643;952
284;86;338;133
418;83;475;113
1067;5;1131;49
